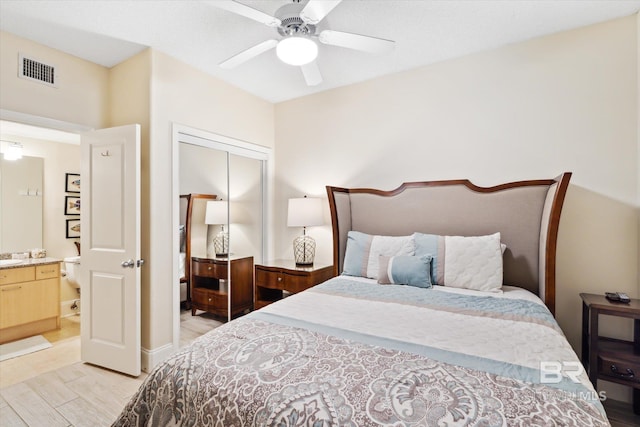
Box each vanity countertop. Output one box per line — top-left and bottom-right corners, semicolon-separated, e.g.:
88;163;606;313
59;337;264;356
0;257;61;270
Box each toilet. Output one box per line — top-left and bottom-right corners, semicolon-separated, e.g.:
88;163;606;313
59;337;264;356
63;256;81;289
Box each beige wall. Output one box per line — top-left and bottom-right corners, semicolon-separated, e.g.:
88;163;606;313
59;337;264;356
0;31;109;129
275;15;639;399
0;33;275;370
145;51;274;366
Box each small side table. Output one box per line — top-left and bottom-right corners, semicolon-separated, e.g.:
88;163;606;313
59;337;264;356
254;260;334;309
580;293;640;414
191;256;253;318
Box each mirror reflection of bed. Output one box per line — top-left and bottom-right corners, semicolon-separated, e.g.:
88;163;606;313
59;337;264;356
179;193;216;309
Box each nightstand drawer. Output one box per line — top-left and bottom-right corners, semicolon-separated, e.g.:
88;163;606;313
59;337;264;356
598;354;640;385
193;260;227;279
254;262;334;309
282;273;312;293
192;288;209;306
192;288;227;310
255;268;286;289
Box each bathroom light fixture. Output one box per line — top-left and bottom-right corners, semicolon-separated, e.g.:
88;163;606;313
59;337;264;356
205;200;229;257
276;36;318;66
3;142;23;161
287;196;323;265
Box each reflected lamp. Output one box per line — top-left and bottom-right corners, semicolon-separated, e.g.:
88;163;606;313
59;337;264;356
205;200;229;257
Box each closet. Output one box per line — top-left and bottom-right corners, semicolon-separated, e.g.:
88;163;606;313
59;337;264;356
177;126;269;323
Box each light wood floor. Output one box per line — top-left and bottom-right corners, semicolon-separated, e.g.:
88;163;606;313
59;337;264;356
0;310;223;426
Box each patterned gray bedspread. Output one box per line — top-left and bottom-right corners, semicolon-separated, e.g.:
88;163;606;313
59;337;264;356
113;280;609;426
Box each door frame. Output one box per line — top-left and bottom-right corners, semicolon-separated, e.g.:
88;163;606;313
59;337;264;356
0;109;93;134
171;124;272;348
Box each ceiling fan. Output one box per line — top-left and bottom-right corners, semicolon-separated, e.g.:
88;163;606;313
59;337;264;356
212;0;395;86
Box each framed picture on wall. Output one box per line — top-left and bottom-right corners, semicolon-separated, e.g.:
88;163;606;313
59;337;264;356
65;196;80;215
65;173;80;193
66;219;80;238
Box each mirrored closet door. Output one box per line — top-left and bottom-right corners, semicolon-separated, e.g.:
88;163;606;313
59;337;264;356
178;130;268;323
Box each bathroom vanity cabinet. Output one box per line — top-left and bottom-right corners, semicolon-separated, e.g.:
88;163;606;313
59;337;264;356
0;260;60;344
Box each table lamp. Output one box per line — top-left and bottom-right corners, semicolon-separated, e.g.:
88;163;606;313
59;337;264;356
205;200;229;257
287;196;323;265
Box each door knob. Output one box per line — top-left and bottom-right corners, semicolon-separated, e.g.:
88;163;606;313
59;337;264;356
137;259;145;267
121;259;135;268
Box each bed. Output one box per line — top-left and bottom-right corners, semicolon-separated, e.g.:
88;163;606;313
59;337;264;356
114;172;610;426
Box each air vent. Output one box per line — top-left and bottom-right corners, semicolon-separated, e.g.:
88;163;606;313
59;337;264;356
18;54;57;87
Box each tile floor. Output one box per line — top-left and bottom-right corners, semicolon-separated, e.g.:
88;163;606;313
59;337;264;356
0;310;223;426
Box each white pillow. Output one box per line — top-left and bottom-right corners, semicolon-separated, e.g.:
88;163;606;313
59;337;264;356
443;232;503;292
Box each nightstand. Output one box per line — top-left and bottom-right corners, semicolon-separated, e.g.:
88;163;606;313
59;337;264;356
191;256;253;318
254;260;334;309
580;293;640;414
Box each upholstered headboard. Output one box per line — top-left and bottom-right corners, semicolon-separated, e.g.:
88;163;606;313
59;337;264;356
326;173;571;315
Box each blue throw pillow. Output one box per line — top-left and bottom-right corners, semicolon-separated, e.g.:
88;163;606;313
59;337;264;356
377;255;432;288
342;231;415;279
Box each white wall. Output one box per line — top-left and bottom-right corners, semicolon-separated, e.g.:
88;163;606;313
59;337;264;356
274;15;639;401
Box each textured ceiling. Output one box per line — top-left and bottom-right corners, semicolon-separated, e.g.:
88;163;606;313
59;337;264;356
1;0;639;103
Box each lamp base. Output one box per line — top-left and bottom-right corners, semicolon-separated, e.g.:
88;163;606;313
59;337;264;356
213;232;229;258
293;235;316;266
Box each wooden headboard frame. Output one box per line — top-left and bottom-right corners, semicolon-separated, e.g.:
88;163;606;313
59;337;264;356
326;173;571;315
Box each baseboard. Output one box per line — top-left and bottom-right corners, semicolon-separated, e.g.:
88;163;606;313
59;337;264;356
141;342;177;373
60;299;81;317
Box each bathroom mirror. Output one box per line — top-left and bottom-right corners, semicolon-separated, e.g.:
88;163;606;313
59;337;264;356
0;155;44;252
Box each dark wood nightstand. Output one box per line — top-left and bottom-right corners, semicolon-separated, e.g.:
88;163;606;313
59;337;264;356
580;293;640;414
191;256;253;318
254;260;334;309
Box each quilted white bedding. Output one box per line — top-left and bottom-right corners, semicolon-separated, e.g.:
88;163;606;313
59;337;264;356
114;276;609;426
262;279;585;379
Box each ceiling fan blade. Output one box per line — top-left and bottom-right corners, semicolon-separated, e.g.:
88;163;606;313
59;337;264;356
300;0;342;25
210;0;281;27
319;30;395;54
219;39;278;69
301;61;323;86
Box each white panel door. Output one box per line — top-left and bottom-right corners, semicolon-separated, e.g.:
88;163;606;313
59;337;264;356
80;124;141;376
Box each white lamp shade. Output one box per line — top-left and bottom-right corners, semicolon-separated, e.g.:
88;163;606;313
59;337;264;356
205;200;228;225
276;36;318;66
287;197;323;227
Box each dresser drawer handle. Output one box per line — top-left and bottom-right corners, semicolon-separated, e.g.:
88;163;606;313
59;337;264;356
277;277;282;282
1;285;22;292
208;266;212;271
610;364;635;379
40;269;56;274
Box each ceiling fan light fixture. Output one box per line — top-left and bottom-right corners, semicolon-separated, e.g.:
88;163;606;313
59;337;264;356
276;36;318;66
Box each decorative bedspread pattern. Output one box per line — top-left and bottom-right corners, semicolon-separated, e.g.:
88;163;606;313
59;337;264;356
113;278;609;426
